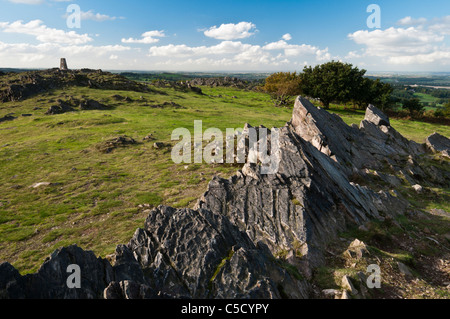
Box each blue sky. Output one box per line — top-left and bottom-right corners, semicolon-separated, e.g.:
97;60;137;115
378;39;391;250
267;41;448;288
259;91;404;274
0;0;449;72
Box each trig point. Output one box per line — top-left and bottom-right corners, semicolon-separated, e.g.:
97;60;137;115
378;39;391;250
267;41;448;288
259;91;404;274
60;58;68;71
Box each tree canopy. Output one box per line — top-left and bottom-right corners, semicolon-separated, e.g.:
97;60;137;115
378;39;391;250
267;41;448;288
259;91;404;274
299;61;367;109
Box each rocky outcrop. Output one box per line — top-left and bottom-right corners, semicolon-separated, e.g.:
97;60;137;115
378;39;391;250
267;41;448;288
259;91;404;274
0;245;113;299
426;132;450;158
195;98;410;270
45;98;111;115
1;96;448;299
126;206;308;299
0;69;151;103
94;136;137;153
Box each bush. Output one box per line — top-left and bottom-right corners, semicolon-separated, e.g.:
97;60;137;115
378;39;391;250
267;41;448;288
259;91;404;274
263;72;302;107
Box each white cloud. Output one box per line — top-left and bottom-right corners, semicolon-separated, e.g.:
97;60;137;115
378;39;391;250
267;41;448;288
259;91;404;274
148;39;331;70
397;16;427;26
149;41;260;57
122;30;165;44
282;33;292;41
203;22;257;40
7;0;44;4
81;10;117;22
428;15;450;35
0;19;92;44
0;40;131;68
348;20;450;67
263;40;319;57
348;27;443;57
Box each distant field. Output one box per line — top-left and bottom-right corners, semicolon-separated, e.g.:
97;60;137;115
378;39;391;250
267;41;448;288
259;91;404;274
0;85;448;274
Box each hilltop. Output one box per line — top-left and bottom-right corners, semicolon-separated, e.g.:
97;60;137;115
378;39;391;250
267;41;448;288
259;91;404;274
0;69;449;299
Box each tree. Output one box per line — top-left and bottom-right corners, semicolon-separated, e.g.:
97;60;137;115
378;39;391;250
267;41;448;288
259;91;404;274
353;78;393;110
402;98;424;115
264;72;302;107
300;61;366;109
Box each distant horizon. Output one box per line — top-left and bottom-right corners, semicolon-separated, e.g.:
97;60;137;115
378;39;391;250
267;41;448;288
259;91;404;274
2;66;450;77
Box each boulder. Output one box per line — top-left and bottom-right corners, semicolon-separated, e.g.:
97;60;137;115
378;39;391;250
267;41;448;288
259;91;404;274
426;132;450;157
412;184;423;193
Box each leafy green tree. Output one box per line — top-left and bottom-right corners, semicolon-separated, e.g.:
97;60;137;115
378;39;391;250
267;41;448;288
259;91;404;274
300;61;366;109
354;78;393;111
402;98;424;115
264;72;302;107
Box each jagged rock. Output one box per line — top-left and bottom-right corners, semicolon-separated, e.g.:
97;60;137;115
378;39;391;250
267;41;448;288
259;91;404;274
46;99;75;115
341;275;358;295
196;99;409;267
344;239;370;260
0;245;113;299
365;104;390;126
412;184;423;193
426;132;450;158
103;281;156;299
340;290;351;299
124;205;308;299
322;289;339;298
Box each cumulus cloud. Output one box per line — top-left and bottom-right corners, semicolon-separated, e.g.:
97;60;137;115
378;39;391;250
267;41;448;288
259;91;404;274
263;40;319;57
122;30;165;44
0;19;92;44
348;19;450;66
149;41;258;57
203;22;257;40
0;40;131;68
428;15;450;35
148;38;332;70
282;33;292;41
349;27;443;56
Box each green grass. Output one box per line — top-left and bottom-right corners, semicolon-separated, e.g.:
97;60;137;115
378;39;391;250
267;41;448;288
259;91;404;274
413;92;442;107
0;85;448;274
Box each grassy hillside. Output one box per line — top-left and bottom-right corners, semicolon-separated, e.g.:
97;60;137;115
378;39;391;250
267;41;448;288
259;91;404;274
0;83;448;275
